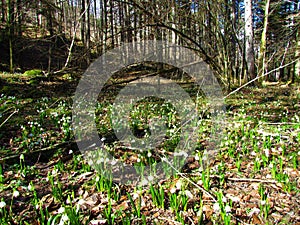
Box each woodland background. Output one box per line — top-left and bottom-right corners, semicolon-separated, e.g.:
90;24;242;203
0;0;299;88
0;1;300;224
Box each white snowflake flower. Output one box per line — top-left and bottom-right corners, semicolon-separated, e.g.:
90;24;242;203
175;179;183;190
132;192;139;201
0;201;6;208
248;207;260;217
20;154;24;161
77;199;85;206
58;206;65;214
184;190;193;199
52;168;58;176
59;214;69;225
213;202;220;213
225;205;231;214
170;187;176;194
264;148;270;157
28;183;34;191
222;196;227;203
13;190;20;198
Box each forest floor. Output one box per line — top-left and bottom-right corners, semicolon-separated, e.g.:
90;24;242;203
0;71;299;225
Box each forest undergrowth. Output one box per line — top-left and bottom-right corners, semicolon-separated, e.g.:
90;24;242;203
0;71;299;225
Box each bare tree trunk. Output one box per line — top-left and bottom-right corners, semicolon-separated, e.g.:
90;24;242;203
1;0;5;22
7;0;13;72
244;0;256;82
103;0;108;51
72;0;77;38
119;1;125;43
109;0;114;48
258;0;270;83
170;0;176;44
45;1;54;36
154;0;162;92
93;0;99;53
81;0;86;44
124;2;132;43
85;0;90;64
80;0;90;65
224;0;231;90
294;28;300;81
64;1;68;35
58;0;63;34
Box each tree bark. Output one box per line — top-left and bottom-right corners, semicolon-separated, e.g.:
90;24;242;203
109;0;114;48
103;0;108;51
7;0;13;72
1;0;5;22
258;0;270;83
294;28;300;81
244;0;256;82
81;0;86;44
85;0;90;64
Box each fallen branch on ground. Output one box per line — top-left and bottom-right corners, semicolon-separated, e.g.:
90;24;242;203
0;109;18;128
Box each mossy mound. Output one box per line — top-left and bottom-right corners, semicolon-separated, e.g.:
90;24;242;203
23;69;43;76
